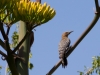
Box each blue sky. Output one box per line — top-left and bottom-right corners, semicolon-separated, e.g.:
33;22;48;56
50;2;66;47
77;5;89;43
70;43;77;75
0;0;100;75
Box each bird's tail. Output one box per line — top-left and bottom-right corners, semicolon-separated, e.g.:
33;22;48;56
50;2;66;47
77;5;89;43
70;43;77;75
62;56;68;68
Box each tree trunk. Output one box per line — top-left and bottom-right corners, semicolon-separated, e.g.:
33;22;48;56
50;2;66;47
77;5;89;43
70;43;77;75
16;21;30;75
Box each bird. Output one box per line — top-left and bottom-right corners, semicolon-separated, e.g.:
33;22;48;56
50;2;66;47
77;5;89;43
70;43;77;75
58;31;73;68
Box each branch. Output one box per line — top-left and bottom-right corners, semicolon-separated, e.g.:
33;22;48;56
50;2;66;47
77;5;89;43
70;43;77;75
5;36;19;75
12;31;30;54
0;21;18;75
6;26;10;36
32;24;40;29
1;23;19;75
0;21;7;40
0;50;7;58
0;20;17;75
46;1;100;75
2;13;9;22
84;68;93;75
0;21;11;54
0;39;6;50
95;0;100;13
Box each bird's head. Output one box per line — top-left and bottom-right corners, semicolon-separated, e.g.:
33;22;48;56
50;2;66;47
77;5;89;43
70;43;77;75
62;31;73;37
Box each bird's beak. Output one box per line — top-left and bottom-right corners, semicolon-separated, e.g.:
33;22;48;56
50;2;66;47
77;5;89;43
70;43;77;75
69;31;73;34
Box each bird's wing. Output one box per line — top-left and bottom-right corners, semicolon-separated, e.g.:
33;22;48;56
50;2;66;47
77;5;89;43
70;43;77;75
58;38;70;58
59;38;70;51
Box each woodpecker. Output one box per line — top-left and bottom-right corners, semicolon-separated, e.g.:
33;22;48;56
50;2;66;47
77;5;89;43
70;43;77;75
58;31;73;68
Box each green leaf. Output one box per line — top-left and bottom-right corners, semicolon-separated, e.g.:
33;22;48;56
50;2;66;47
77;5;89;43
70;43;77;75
29;63;34;70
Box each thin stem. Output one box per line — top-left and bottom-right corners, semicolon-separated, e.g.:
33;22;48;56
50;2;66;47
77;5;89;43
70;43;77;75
6;26;10;36
32;24;40;30
84;68;93;75
0;50;7;58
0;39;6;50
0;21;7;40
2;14;9;22
95;0;99;13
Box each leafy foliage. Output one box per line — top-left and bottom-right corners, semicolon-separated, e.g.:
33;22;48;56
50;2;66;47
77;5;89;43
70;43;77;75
28;53;34;70
10;31;19;48
78;56;100;75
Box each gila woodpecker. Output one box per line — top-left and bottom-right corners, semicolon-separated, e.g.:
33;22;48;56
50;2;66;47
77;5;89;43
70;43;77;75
58;31;73;68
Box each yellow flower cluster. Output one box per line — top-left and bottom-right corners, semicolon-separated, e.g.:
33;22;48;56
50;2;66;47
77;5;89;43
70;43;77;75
0;0;56;26
14;1;56;25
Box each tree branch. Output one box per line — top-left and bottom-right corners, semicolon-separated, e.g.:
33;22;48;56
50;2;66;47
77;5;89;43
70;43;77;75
84;68;93;75
0;21;7;40
0;21;11;53
2;13;9;22
0;50;7;58
6;26;10;36
32;24;40;29
46;0;100;75
0;21;18;75
95;0;100;13
0;39;6;50
5;38;19;75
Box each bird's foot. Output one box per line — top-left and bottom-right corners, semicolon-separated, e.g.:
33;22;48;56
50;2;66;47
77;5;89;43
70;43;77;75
68;46;72;50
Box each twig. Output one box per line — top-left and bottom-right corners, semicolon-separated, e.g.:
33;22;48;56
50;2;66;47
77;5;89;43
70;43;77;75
0;21;7;40
0;24;12;55
84;68;93;75
46;0;100;75
2;14;9;22
32;24;40;29
6;26;10;36
0;39;6;50
0;21;11;54
95;0;100;13
0;50;7;58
